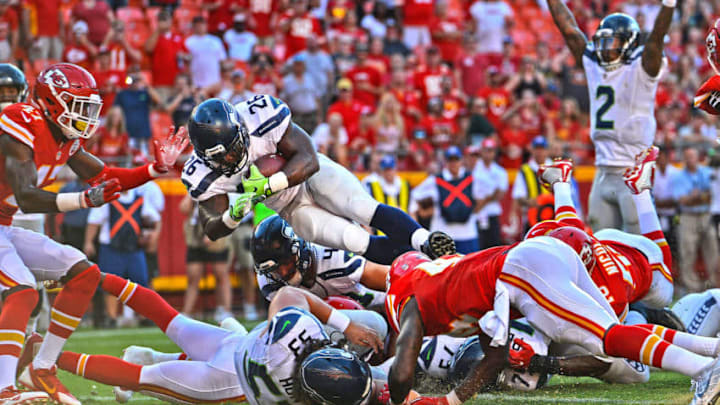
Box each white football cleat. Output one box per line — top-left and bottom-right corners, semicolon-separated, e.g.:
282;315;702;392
692;356;720;405
538;159;573;188
623;146;658;195
113;346;158;403
220;317;248;335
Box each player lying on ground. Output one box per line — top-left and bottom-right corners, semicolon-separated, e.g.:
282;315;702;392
252;214;388;309
37;278;386;404
0;63;187;405
182;97;456;266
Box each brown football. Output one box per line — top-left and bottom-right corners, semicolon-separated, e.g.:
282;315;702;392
254;153;287;177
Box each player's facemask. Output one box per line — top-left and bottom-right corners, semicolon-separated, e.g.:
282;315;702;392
593;30;636;70
57;91;102;139
202;136;249;176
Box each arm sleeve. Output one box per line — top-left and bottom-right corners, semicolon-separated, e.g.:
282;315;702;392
87;164;156;190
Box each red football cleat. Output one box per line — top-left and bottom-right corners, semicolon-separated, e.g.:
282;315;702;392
15;333;43;376
0;385;48;405
18;365;80;405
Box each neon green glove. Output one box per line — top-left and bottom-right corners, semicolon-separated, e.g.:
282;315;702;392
229;192;257;221
242;165;272;198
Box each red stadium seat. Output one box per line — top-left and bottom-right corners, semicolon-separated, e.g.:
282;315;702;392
174;6;204;36
146;6;161;32
116;6;144;25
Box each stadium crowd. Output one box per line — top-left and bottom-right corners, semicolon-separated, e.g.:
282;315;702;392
2;0;720;321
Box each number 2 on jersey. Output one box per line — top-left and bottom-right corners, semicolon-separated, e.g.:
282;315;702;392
595;86;615;130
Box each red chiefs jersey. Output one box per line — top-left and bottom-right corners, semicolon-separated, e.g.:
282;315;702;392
413;65;451;102
594;240;654;306
0;103;85;225
386;248;509;337
248;0;277;38
279;11;322;57
402;0;435;26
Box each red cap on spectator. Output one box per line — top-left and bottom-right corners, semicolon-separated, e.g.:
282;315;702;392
481;138;498;149
465;145;481;155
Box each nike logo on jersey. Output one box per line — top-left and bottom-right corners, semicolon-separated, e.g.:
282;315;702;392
279;320;292;335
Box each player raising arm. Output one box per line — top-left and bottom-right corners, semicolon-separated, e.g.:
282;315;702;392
0;63;186;405
547;0;673;233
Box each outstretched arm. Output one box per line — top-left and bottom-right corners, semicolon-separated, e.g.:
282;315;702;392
198;194;234;241
547;0;588;67
275;122;320;188
642;4;674;78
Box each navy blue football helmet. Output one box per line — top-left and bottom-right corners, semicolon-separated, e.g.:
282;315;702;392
188;98;250;176
250;215;315;288
447;336;485;386
299;347;372;405
592;13;640;69
0;63;27;108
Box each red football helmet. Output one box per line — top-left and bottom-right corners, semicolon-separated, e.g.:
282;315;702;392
34;63;102;139
387;251;430;290
707;18;720;75
325;296;364;311
547;226;596;273
524;220;561;240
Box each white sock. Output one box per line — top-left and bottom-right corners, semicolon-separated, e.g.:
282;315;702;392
631;190;661;235
553;182;574;208
671;332;720;357
32;333;65;370
0;355;17;388
661;344;715;378
411;228;430;251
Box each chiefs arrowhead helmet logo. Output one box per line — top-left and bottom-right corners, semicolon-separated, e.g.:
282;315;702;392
43;68;70;89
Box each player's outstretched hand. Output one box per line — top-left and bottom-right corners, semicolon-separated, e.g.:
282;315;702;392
538;158;573;189
508;338;536;371
153;126;190;173
623;146;658;194
409;396;449;405
83;178;121;207
344;322;383;354
242;165;272;198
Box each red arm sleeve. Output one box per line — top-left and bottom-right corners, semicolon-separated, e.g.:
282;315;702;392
87;164;156;191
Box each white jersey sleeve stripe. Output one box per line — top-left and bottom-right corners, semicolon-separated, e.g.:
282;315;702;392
0;116;34;147
252;106;291;138
189;170;223;199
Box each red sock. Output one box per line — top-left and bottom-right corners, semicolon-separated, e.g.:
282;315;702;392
102;274;178;331
643;229;673;269
58;352;141;389
604;324;670;368
0;289;37;357
48;266;101;339
634;324;677;342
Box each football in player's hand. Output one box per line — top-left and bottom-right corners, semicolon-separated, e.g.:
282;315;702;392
254;154;287;177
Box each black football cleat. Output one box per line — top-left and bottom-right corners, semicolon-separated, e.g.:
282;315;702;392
629;302;687;332
421;231;457;259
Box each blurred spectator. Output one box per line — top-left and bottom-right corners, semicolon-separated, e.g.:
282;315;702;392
511;136;551;234
146;9;189;102
407;127;435;171
552;98;590;162
291;34;334;105
505;56;546;98
367;155;411;228
346;42;382;107
348;110;376;168
249;52;282;96
84;187;160;327
90;106;129;164
472;138;507;249
361;1;390;38
180;195;233;322
502;89;550;138
476;67;511;130
388;69;423;129
202;0;242;35
0;0;16;63
312;112;348;166
279;0;323;58
71;0;114;47
466;97;497;145
412;146;483;253
498;113;527;169
413;46;450;104
328;78;369;133
454;34;488;97
248;0;278;45
431;1;463;64
551;48;589;111
421;97;459;148
224;13;257;62
218;69;255;104
334;10;368;45
332;35;357;76
678;113;717;149
101;20;142;78
63;21;97;71
367;37;390;75
373;92;407;155
167;74;204;128
114;71;163;155
383;22;411;57
653;145;679;260
470;0;513;54
673;147;718;292
400;0;435;49
93;48;124;117
438;76;466;122
27;0;63;62
185;16;227;89
281;54;321;133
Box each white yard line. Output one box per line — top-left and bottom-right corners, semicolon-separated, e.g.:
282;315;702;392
473;393;666;404
71;328;163;338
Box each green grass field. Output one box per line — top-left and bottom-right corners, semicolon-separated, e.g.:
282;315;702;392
57;326;695;405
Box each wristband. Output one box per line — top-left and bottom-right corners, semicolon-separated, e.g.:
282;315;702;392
662;0;676;7
327;309;351;332
222;210;241;229
56;192;87;212
148;163;164;178
445;390;462;405
268;171;289;193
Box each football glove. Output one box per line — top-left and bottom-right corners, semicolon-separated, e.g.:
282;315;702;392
623;146;658;194
229;192;260;221
153;125;189;173
538;158;573;189
83;179;121;207
508;338;536;371
242;165;273;198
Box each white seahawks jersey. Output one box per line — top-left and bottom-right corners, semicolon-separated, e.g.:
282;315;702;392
499;320;552;391
583;45;665;167
417;335;467;379
258;244;386;308
182;94;301;212
234;306;329;405
672;289;720;337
